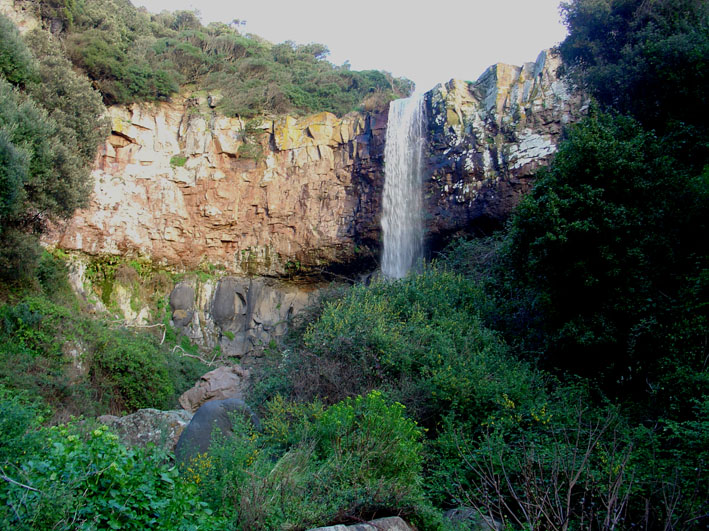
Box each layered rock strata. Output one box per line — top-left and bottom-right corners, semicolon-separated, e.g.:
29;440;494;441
424;50;588;238
48;50;585;275
51;102;387;276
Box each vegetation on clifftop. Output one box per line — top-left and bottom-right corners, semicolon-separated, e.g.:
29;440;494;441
22;0;413;115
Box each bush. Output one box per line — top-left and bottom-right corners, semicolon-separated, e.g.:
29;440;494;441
258;266;539;429
196;391;437;530
0;294;206;418
0;415;215;530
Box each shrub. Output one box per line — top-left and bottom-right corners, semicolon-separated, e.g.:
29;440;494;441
0;417;216;530
197;391;437;530
258;266;539;429
0;293;206;418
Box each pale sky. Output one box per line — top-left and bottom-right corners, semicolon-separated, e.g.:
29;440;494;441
132;0;568;93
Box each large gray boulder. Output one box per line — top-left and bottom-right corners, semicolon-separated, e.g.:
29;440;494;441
98;408;193;452
308;517;414;531
175;397;259;465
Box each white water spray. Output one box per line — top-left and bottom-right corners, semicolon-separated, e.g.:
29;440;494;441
381;94;426;278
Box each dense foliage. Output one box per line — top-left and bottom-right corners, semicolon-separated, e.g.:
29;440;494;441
0;253;207;419
28;0;412;115
0;387;215;530
190;391;436;529
559;0;709;136
0;14;108;280
502;111;709;395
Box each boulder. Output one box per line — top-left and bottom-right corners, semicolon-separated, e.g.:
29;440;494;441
98;408;193;452
308;516;414;531
178;365;250;413
175;397;259;464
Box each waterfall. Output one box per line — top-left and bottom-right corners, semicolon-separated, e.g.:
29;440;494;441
381;94;426;279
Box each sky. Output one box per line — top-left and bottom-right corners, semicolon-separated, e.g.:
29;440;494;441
132;0;569;93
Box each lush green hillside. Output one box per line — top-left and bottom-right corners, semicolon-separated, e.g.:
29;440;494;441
28;0;413;115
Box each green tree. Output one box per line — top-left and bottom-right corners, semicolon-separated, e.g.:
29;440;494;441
559;0;709;136
0;16;107;280
502;111;709;395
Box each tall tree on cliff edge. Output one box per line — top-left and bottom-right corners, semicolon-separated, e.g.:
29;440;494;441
0;15;108;280
499;0;709;403
559;0;709;147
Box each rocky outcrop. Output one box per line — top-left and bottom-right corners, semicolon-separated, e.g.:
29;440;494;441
178;366;250;412
98;408;193;452
47;49;585;275
0;0;39;34
424;50;588;239
309;517;414;531
50;100;386;276
169;275;318;356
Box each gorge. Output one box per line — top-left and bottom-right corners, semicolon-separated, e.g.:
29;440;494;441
45;49;586;278
43;48;587;355
4;0;707;528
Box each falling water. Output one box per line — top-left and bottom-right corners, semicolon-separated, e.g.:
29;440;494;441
381;94;426;279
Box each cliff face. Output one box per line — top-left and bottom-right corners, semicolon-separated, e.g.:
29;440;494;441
48;50;586;276
424;50;587;239
50;99;387;276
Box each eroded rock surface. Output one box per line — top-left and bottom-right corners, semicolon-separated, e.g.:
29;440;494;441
424;50;588;238
98;408;193;452
50;102;386;276
178;365;250;413
175;398;259;464
309;517;414;531
170;276;317;356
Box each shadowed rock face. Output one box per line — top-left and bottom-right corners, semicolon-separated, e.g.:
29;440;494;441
169;276;316;357
46;50;585;275
175;397;259;465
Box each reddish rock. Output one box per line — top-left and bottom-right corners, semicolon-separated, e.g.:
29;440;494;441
179;365;251;413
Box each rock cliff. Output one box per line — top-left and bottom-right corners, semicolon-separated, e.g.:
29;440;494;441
424;50;587;240
50;100;386;276
48;50;585;276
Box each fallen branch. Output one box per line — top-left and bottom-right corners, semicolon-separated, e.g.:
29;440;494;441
0;470;41;493
171;345;220;366
109;321;167;344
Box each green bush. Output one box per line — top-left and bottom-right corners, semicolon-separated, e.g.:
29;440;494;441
259;266;539;428
0;415;216;530
0;294;206;418
0;14;37;86
197;391;437;530
34;0;412;113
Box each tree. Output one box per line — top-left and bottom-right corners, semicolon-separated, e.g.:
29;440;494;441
0;16;107;280
503;110;708;393
559;0;709;136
